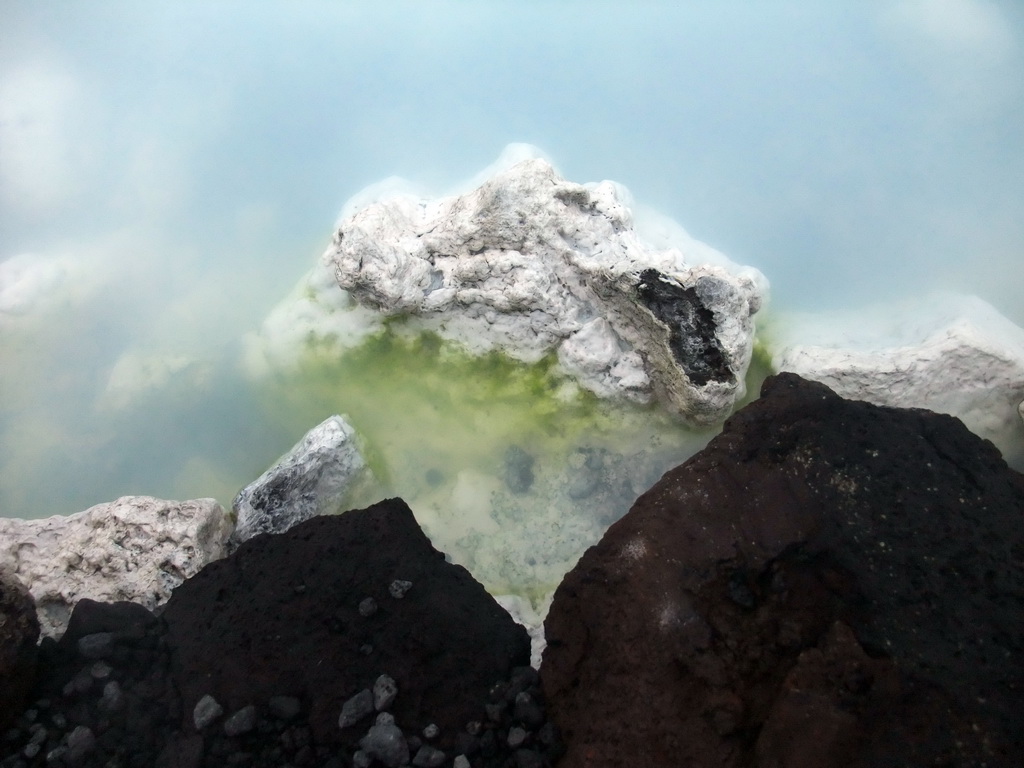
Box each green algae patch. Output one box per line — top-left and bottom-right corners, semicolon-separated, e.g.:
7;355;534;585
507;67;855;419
254;326;714;602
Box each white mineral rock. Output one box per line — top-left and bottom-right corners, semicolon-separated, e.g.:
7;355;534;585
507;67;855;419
253;148;766;426
321;154;765;425
770;294;1024;465
0;496;231;638
231;415;368;546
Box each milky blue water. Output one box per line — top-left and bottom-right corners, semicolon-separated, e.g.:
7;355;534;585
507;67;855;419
2;0;1022;569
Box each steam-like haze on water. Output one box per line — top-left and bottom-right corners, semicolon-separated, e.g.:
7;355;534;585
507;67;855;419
2;0;1023;520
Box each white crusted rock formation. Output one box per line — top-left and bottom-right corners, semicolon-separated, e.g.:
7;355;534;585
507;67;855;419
306;152;764;426
771;294;1024;465
245;149;767;425
0;496;231;638
231;415;368;546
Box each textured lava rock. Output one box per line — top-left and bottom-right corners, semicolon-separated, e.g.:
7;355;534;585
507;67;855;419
0;568;38;731
162;498;530;752
541;372;1024;767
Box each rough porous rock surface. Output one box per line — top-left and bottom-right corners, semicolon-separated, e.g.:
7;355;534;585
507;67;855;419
163;498;535;755
772;294;1024;466
231;414;368;547
326;155;764;425
541;372;1024;767
0;496;231;638
0;568;38;731
2;505;563;767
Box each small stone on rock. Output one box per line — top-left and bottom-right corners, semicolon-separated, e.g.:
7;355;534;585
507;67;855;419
422;723;440;740
507;726;527;749
89;661;113;679
77;633;114;660
338;689;374;729
99;681;125;713
373;674;398;711
389;580;412;599
65;726;96;764
375;712;395;726
412;744;447;767
358;597;378;617
359;723;410;768
223;705;257;737
193;694;224;730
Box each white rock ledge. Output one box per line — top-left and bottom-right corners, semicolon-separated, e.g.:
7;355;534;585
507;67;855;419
0;496;231;638
250;152;766;427
770;294;1024;465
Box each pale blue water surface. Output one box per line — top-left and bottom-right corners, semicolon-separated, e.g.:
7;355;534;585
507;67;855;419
1;1;1022;593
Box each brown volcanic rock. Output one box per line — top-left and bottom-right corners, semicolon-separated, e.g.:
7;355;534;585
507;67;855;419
541;372;1024;767
0;568;39;731
162;498;530;751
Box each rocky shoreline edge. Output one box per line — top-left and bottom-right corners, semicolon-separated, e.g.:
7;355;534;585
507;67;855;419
3;373;1023;768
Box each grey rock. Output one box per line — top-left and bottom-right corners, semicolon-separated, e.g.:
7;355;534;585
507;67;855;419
375;712;395;726
231;415;367;546
45;745;68;765
76;632;114;660
352;750;373;768
358;597;378;617
65;726;95;765
388;579;412;599
98;681;125;713
373;674;398;711
507;726;527;749
422;723;440;740
268;695;301;721
453;756;471;768
192;694;223;730
338;689;374;729
412;745;447;767
223;705;257;737
89;661;112;679
24;742;41;759
359;723;409;768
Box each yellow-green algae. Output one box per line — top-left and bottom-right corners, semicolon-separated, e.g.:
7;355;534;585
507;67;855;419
254;324;720;601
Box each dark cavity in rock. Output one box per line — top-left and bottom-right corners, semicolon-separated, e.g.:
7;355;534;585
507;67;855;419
636;268;728;386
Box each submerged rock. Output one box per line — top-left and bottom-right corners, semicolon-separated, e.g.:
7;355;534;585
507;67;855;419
231;414;368;546
771;293;1024;466
541;372;1024;767
323;152;764;426
0;496;231;638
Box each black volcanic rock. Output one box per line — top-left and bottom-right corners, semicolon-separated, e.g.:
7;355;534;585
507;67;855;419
0;570;38;731
161;498;531;753
541;372;1024;767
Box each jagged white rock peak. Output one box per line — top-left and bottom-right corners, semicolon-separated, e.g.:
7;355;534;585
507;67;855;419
0;496;231;638
231;415;368;546
770;294;1024;465
315;152;765;425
